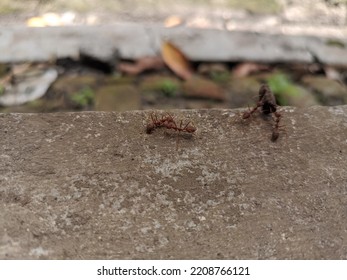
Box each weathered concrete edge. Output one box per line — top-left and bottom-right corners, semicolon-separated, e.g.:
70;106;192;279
0;104;346;118
0;105;347;260
1;23;347;65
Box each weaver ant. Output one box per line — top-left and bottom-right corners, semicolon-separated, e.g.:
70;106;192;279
146;112;196;134
271;111;282;142
146;113;174;134
146;112;196;149
241;84;284;141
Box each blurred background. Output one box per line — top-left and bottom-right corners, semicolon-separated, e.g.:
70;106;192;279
0;0;346;113
1;0;346;28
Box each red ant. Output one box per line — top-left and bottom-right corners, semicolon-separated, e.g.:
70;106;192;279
146;112;196;149
146;113;174;134
271;111;282;142
241;84;283;141
146;112;196;135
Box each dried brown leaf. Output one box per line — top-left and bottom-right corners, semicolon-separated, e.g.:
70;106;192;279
324;66;342;82
164;16;183;28
183;76;226;101
232;62;269;78
118;62;143;75
161;41;194;80
119;56;165;75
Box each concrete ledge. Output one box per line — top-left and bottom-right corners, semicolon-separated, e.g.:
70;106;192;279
1;24;347;65
0;106;346;259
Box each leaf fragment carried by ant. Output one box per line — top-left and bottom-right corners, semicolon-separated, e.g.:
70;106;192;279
239;84;285;142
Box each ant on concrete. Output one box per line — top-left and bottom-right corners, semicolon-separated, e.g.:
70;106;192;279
146;112;196;135
146;112;196;149
241;84;283;141
146;112;174;134
271;111;282;142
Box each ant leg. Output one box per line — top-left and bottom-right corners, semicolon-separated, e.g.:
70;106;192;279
271;129;280;142
168;117;178;130
271;111;284;141
146;112;157;134
271;124;286;141
183;121;196;133
155;113;162;125
242;102;262;119
176;120;183;150
182;121;190;130
150;112;157;124
166;113;175;123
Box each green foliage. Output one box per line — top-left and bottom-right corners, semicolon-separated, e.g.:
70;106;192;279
70;87;95;107
158;79;179;97
266;73;300;105
210;71;230;85
0;85;4;96
0;0;26;14
326;39;345;48
227;0;281;14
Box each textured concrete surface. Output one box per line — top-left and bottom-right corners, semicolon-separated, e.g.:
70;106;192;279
1;25;347;65
0;106;346;259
